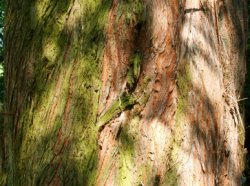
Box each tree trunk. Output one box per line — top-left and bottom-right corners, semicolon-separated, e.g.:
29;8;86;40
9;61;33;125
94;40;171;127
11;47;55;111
2;0;247;185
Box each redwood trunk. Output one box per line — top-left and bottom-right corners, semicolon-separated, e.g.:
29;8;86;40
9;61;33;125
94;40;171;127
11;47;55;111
2;0;247;185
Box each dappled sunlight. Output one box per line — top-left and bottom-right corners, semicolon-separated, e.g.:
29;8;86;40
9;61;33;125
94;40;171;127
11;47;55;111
1;0;248;185
173;0;246;185
3;0;113;185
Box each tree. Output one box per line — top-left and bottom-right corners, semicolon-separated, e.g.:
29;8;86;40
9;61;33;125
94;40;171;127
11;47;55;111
1;0;248;185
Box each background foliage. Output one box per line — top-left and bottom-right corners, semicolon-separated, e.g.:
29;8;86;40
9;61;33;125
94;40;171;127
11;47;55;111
242;1;250;183
0;0;4;105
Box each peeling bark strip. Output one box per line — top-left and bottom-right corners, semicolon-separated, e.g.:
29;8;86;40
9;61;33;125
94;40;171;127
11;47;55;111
97;0;247;185
97;0;180;185
2;0;247;185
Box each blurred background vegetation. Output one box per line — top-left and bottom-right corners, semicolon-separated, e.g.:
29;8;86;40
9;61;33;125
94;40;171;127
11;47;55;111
0;0;4;106
0;0;4;122
243;1;250;182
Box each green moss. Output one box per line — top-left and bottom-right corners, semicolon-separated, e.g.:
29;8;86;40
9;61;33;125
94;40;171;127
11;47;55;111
116;0;145;26
176;62;192;117
118;126;135;185
162;60;193;184
0;171;7;186
136;76;151;106
35;0;71;24
15;0;112;184
163;168;178;186
80;150;98;185
82;0;111;40
117;115;151;185
175;60;192;135
135;163;154;186
97;94;136;128
127;52;142;90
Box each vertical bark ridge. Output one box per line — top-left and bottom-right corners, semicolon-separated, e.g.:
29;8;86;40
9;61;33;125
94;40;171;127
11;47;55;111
216;0;247;184
97;0;144;184
97;0;180;185
4;0;112;185
136;1;180;185
175;0;247;185
176;0;224;185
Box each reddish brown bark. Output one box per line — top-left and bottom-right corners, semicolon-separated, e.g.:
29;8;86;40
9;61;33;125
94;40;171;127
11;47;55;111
2;0;247;185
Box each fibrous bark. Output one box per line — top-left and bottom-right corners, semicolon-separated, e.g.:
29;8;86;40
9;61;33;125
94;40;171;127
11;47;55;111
2;0;247;185
3;0;110;185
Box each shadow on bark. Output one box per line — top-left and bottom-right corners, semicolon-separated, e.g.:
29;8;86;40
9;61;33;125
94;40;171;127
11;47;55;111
177;0;247;184
3;0;112;185
96;0;246;185
2;0;247;185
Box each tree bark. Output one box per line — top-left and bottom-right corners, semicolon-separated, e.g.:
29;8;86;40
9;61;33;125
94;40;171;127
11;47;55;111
2;0;247;185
